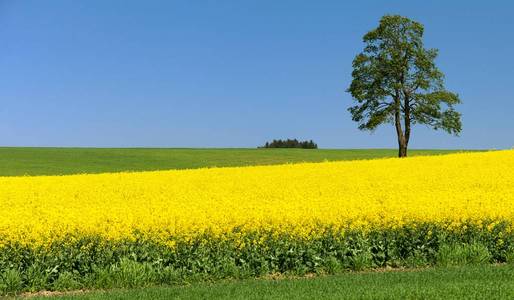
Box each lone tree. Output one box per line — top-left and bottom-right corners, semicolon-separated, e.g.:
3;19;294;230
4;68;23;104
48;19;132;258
347;15;462;157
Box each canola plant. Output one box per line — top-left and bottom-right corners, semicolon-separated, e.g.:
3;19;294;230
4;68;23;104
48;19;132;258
0;150;513;292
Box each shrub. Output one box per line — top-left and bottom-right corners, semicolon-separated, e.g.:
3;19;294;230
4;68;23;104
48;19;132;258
260;139;318;149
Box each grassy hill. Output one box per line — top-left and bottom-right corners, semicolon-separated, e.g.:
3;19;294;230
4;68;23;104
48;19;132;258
1;147;506;300
0;147;467;176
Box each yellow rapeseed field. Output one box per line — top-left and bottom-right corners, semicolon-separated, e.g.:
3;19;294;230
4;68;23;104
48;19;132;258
1;150;513;248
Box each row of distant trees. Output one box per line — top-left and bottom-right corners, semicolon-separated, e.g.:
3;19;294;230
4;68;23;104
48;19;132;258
260;139;317;149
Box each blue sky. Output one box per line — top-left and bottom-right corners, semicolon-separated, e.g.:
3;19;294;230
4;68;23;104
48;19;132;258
0;1;512;149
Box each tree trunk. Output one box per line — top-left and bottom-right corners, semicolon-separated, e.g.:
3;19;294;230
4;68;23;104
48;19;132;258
394;95;407;158
402;94;411;158
398;139;408;157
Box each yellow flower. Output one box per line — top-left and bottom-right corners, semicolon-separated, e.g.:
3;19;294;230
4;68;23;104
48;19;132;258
0;150;513;248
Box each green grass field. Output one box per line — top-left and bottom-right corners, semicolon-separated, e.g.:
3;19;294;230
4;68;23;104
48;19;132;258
0;147;466;176
33;265;514;299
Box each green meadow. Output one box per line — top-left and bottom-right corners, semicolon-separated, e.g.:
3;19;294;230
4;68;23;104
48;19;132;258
31;265;514;300
0;147;465;176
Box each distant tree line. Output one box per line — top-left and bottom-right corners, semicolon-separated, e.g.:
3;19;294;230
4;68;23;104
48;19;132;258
260;139;318;149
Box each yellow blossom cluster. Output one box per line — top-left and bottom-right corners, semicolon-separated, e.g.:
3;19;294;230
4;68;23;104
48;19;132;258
1;150;513;248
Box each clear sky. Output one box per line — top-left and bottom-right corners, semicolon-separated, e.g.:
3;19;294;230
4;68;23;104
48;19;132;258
1;1;512;149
